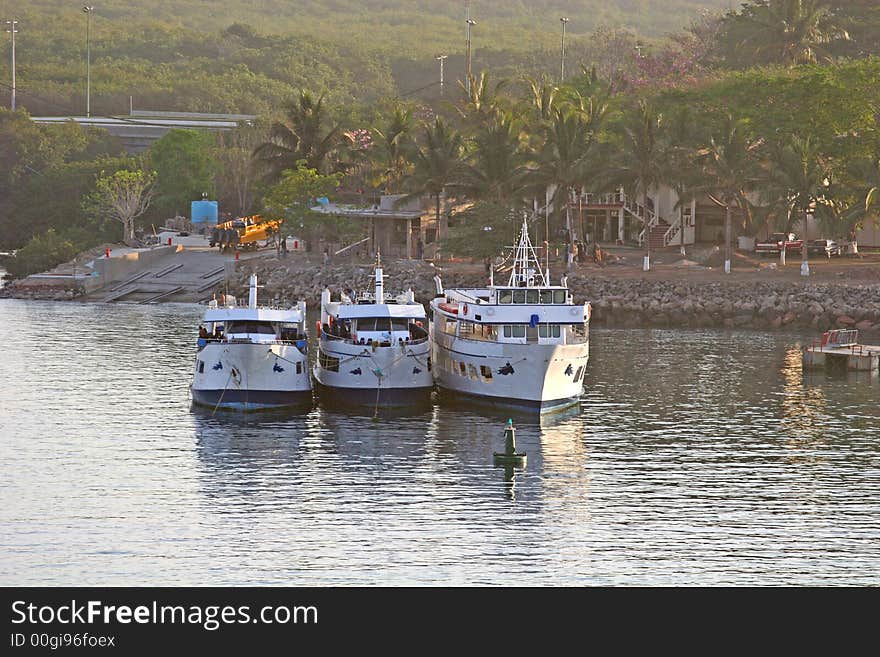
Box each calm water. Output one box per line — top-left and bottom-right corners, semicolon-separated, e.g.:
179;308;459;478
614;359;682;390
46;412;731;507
0;299;878;586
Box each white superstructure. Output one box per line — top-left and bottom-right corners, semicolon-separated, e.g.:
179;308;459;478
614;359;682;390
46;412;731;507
430;218;591;413
191;274;311;411
313;257;433;407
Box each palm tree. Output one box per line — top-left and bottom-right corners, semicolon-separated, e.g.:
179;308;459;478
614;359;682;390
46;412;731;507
603;100;666;271
403;117;464;246
724;0;849;66
458;110;529;207
840;153;880;254
696;115;763;274
760;135;834;275
370;106;413;193
457;72;508;130
664;107;704;257
253;90;343;181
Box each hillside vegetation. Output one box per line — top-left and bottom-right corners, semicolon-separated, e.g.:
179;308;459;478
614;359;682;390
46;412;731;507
0;1;734;115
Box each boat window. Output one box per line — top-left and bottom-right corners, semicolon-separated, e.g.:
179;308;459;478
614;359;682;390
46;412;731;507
539;290;553;304
539;325;562;338
198;360;205;373
390;318;409;332
468;364;479;381
553;290;567;304
574;366;584;382
318;350;339;372
513;290;526;304
357;318;396;332
513;325;525;338
480;365;493;381
499;290;513;304
296;362;302;374
526;290;539;304
459;361;466;377
225;321;276;335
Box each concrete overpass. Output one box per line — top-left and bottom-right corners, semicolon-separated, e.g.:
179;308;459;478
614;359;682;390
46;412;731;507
32;110;256;153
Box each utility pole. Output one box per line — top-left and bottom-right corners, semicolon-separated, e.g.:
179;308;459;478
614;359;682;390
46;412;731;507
436;54;447;96
83;6;94;117
465;6;476;96
560;17;569;83
5;20;16;111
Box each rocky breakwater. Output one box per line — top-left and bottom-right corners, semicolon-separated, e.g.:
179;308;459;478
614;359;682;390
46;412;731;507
571;274;880;334
224;256;485;308
223;257;880;335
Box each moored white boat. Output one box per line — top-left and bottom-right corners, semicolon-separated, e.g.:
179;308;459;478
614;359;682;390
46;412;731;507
430;218;591;413
313;257;433;407
191;274;311;411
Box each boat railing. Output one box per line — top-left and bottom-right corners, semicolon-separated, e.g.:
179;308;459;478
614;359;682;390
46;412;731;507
321;332;429;347
198;337;308;348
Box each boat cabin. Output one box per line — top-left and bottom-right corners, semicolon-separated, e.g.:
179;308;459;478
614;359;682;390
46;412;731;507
324;304;428;346
199;307;306;349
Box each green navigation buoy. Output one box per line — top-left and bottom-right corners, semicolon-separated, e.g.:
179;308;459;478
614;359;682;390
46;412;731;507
493;418;526;467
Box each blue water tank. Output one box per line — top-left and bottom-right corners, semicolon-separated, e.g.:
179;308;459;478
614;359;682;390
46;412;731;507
191;200;218;224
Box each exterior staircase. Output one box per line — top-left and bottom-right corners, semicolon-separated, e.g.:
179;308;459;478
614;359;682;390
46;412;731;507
647;222;670;249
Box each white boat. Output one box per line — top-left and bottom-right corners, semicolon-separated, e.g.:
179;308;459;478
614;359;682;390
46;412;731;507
430;218;591;413
191;274;311;411
313;257;433;407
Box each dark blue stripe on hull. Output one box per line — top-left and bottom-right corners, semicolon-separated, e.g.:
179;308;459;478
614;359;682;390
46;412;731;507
437;387;579;414
191;388;313;411
315;381;433;407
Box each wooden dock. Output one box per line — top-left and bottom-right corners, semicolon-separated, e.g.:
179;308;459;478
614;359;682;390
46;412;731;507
803;330;879;373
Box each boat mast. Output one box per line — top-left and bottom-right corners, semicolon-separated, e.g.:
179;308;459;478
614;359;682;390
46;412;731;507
508;215;548;287
375;249;384;302
248;274;258;308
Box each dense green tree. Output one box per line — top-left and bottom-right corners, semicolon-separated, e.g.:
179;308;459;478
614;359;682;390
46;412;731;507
262;162;349;246
148;130;217;220
214;122;269;216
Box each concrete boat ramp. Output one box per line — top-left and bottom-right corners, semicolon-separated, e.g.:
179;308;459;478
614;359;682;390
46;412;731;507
85;245;235;304
803;329;879;374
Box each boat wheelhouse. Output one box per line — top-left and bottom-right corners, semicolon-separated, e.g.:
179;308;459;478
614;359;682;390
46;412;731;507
191;274;311;411
313;257;433;407
430;218;591;413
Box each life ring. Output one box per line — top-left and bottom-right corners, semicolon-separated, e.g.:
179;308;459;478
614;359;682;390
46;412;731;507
463;303;469;315
316;320;322;336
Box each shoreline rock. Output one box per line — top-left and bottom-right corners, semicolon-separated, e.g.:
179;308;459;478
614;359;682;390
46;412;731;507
4;255;879;337
222;257;880;335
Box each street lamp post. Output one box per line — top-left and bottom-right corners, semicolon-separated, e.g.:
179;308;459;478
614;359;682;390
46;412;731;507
83;6;94;117
560;17;569;83
465;8;476;96
5;20;17;111
436;54;448;96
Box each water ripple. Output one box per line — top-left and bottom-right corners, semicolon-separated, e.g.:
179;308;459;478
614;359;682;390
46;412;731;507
0;301;878;585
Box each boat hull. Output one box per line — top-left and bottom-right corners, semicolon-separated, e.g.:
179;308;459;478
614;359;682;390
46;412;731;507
191;388;313;411
431;333;589;414
313;338;433;407
191;341;312;411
